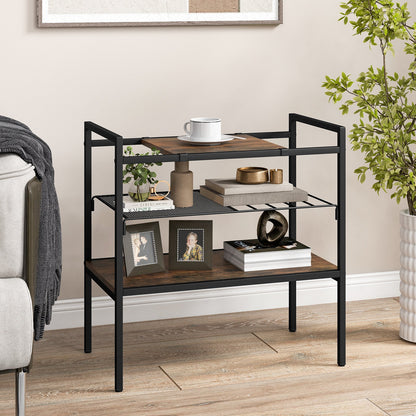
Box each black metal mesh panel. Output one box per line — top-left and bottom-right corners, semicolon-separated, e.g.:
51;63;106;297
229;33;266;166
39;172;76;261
96;191;336;221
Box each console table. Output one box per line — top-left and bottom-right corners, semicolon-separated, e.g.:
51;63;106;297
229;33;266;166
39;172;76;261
83;113;346;392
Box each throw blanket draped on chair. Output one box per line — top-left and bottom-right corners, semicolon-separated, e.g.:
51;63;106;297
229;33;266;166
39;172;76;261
0;115;62;340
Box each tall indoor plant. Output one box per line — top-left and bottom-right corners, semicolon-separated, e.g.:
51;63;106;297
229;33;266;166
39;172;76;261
322;0;416;342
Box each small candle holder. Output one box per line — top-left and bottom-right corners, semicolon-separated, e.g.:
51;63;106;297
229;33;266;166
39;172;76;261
236;167;269;184
148;180;171;201
270;169;283;184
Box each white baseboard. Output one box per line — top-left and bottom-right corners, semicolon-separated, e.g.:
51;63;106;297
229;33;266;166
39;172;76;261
47;271;400;331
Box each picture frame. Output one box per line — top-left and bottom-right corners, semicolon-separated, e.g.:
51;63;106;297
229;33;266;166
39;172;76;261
123;222;165;277
169;220;213;270
37;0;282;28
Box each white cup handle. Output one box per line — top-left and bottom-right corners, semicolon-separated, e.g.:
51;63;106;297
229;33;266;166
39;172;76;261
184;122;191;136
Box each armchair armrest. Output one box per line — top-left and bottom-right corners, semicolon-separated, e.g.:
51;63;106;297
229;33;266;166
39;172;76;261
24;177;41;303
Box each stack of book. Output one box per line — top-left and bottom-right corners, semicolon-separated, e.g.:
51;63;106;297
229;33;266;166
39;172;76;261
223;237;311;272
123;196;174;212
200;178;308;206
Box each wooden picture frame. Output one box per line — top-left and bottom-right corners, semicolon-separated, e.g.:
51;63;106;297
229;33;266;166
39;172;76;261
169;220;212;270
123;222;165;277
37;0;282;28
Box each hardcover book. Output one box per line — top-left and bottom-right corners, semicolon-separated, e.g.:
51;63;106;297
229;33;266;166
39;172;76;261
205;178;294;195
200;186;308;207
224;237;311;262
223;252;311;272
124;205;175;212
122;196;174;212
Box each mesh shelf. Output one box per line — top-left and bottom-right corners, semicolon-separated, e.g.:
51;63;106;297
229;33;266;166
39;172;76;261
94;191;336;220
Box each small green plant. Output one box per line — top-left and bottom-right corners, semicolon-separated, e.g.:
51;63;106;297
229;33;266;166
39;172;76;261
322;0;416;214
123;146;162;201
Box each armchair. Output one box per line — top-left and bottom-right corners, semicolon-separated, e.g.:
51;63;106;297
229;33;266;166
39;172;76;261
0;154;41;416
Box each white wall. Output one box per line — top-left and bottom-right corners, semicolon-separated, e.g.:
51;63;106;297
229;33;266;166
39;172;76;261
0;1;410;302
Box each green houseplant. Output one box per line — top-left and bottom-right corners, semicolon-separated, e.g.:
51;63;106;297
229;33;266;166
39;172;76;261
123;146;162;201
323;0;416;343
322;0;416;214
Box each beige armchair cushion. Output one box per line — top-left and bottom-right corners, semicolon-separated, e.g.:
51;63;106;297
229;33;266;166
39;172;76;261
0;278;33;370
0;154;35;278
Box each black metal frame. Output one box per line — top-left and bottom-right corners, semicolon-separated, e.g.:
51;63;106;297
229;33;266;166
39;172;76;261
83;113;346;392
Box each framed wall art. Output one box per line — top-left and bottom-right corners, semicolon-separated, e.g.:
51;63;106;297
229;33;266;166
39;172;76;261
169;220;213;270
37;0;282;27
123;222;165;277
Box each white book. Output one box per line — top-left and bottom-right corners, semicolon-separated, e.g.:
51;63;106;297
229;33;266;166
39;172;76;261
224;238;311;263
124;205;175;212
123;195;174;208
224;252;311;272
205;178;293;195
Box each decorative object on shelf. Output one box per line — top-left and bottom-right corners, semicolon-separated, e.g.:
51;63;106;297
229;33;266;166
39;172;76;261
123;222;165;277
123;146;162;202
270;169;283;184
169;220;213;270
127;182;150;202
236;167;269;184
205;178;293;195
184;117;222;142
224;237;311;272
170;161;193;208
148;180;170;201
199;185;308;206
37;0;282;27
322;0;416;343
257;211;288;247
178;117;247;146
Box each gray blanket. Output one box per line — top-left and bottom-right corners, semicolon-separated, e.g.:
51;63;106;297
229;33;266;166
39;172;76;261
0;115;61;340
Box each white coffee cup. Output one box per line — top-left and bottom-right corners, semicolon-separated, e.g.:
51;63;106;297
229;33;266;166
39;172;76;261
184;117;222;142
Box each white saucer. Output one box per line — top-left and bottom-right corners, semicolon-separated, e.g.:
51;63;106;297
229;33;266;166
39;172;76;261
177;134;235;146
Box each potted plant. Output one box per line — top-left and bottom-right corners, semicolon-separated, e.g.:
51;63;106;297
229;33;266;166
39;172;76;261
322;0;416;342
123;146;162;202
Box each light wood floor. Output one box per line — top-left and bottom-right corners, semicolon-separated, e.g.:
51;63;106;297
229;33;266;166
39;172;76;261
0;297;415;415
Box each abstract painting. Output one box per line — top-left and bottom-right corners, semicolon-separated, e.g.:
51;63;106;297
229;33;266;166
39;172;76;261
37;0;282;27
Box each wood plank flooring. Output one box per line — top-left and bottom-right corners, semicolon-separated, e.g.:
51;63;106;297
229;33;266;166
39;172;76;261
0;297;415;415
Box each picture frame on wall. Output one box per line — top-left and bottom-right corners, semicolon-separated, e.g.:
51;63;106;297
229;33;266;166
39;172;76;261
123;222;165;277
37;0;282;28
169;220;213;270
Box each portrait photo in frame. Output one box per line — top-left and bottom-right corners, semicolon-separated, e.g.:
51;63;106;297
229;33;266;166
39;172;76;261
123;222;165;277
169;220;212;270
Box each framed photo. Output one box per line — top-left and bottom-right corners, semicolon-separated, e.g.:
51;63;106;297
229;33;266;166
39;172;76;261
169;220;212;270
37;0;282;28
123;222;165;277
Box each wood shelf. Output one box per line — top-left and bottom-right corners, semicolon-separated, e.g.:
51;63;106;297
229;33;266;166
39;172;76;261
86;251;338;297
141;134;284;155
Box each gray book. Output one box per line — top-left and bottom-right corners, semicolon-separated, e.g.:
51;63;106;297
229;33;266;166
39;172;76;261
205;178;293;195
200;185;308;206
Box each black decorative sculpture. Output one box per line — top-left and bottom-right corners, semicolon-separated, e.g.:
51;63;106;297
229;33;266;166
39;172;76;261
257;211;288;247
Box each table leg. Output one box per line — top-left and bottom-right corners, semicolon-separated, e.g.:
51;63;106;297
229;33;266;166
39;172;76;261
337;275;346;366
115;295;123;392
289;281;296;332
84;269;92;353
